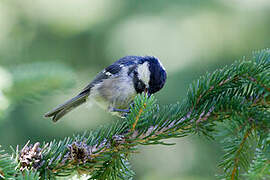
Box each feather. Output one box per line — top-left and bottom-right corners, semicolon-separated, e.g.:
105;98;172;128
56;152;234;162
44;92;89;122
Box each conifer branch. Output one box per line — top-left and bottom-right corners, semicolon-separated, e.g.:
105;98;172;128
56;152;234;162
131;103;146;132
0;49;270;179
231;127;253;180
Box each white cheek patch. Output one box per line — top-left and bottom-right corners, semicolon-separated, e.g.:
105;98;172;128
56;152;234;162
137;62;150;87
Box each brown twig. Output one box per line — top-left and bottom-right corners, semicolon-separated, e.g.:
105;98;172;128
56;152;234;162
131;103;146;131
231;128;253;180
0;169;4;178
247;76;270;92
194;77;232;109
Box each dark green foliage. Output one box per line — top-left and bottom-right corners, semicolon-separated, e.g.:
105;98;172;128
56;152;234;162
90;154;134;180
244;144;270;179
1;49;270;179
16;171;40;180
0;146;16;179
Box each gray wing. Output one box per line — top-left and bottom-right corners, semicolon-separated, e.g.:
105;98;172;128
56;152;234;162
44;67;118;122
79;56;139;95
44;56;139;122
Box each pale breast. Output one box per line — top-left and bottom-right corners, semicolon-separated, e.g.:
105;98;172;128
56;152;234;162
89;74;137;111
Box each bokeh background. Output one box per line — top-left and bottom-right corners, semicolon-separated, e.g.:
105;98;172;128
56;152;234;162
0;0;269;179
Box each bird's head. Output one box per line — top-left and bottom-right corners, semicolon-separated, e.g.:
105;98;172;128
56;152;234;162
133;56;167;95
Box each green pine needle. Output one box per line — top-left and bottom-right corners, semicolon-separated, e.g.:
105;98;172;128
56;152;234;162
1;49;270;179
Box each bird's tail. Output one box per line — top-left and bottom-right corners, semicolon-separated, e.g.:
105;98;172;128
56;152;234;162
44;92;89;122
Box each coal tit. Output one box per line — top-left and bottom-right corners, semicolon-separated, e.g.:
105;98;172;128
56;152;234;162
45;56;167;122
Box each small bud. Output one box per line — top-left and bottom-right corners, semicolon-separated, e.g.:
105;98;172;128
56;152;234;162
112;135;125;145
67;141;90;163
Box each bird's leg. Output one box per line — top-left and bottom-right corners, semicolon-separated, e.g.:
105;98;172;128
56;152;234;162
111;107;130;118
111;108;130;113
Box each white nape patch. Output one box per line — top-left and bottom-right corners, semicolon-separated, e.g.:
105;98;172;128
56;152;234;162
137;62;150;87
119;64;124;67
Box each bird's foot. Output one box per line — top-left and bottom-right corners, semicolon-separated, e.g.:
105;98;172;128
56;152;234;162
111;108;130;113
109;107;130;118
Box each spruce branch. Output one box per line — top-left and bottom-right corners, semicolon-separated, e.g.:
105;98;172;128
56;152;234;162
0;146;16;179
0;49;270;179
231;127;254;180
244;141;270;179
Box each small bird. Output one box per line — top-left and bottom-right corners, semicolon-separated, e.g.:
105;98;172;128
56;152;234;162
44;56;167;122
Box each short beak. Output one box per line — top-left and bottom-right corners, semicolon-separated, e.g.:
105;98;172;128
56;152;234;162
144;88;151;97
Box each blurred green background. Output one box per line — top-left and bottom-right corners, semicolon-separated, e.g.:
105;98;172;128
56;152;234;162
0;0;269;179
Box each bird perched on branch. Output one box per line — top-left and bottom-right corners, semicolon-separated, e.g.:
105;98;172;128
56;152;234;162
44;56;167;122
